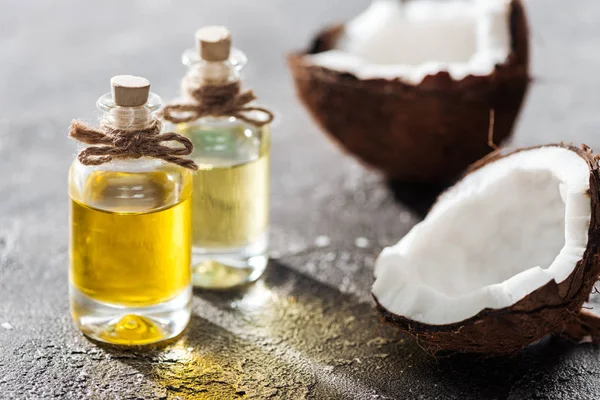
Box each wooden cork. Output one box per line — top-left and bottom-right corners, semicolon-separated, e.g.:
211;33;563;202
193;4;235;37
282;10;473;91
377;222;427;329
110;75;150;107
195;26;232;62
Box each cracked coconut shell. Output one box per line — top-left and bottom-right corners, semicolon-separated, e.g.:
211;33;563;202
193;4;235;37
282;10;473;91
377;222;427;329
288;0;530;182
373;144;600;355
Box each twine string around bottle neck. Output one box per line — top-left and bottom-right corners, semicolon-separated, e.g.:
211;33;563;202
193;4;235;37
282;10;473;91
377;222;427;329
69;119;198;170
160;80;274;127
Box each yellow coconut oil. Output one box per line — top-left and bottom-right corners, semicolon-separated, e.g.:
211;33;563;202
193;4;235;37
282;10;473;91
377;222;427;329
70;171;192;306
177;121;270;288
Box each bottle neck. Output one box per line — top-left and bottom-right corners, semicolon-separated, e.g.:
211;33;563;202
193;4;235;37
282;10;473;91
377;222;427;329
102;107;155;130
184;60;240;89
96;92;162;131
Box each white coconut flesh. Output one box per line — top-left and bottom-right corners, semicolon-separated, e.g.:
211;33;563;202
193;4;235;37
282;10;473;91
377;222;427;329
373;147;592;326
309;0;512;84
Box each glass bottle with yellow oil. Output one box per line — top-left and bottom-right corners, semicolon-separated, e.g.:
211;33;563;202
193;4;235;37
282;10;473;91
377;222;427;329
162;26;274;289
68;75;196;345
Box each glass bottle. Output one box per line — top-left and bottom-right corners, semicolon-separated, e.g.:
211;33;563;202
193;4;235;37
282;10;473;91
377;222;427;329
173;27;270;289
69;76;193;345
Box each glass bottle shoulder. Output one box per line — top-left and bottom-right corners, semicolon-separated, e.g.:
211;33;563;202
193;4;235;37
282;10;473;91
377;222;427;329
173;117;270;169
68;158;193;214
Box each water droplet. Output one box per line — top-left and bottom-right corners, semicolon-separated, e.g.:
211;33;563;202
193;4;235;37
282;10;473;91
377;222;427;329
315;235;331;248
400;212;412;224
354;237;370;248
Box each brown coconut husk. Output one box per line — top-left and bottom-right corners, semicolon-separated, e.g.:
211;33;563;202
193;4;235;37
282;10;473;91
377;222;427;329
374;144;600;355
288;0;530;183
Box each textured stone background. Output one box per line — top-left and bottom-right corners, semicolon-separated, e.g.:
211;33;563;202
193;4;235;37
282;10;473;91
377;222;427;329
2;0;600;399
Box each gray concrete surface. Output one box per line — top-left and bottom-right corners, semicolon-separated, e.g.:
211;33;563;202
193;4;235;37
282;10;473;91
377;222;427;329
1;0;600;399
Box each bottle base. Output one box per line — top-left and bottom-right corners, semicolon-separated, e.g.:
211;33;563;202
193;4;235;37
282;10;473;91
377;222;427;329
70;285;191;346
192;237;268;289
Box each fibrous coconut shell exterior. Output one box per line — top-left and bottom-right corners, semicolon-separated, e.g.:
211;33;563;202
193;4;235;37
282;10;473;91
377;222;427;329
288;0;530;182
374;144;600;355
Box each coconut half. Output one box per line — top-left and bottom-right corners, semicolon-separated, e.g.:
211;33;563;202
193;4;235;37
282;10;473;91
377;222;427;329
288;0;529;182
373;144;600;354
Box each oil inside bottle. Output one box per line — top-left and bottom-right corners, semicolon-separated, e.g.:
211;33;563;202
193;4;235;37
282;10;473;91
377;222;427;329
177;120;269;288
69;162;192;344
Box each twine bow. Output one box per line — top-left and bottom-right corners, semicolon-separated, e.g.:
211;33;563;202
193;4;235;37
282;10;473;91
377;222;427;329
160;81;274;127
69;120;198;170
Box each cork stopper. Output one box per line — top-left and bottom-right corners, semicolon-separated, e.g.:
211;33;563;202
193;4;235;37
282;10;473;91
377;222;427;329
195;26;232;62
110;75;150;107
